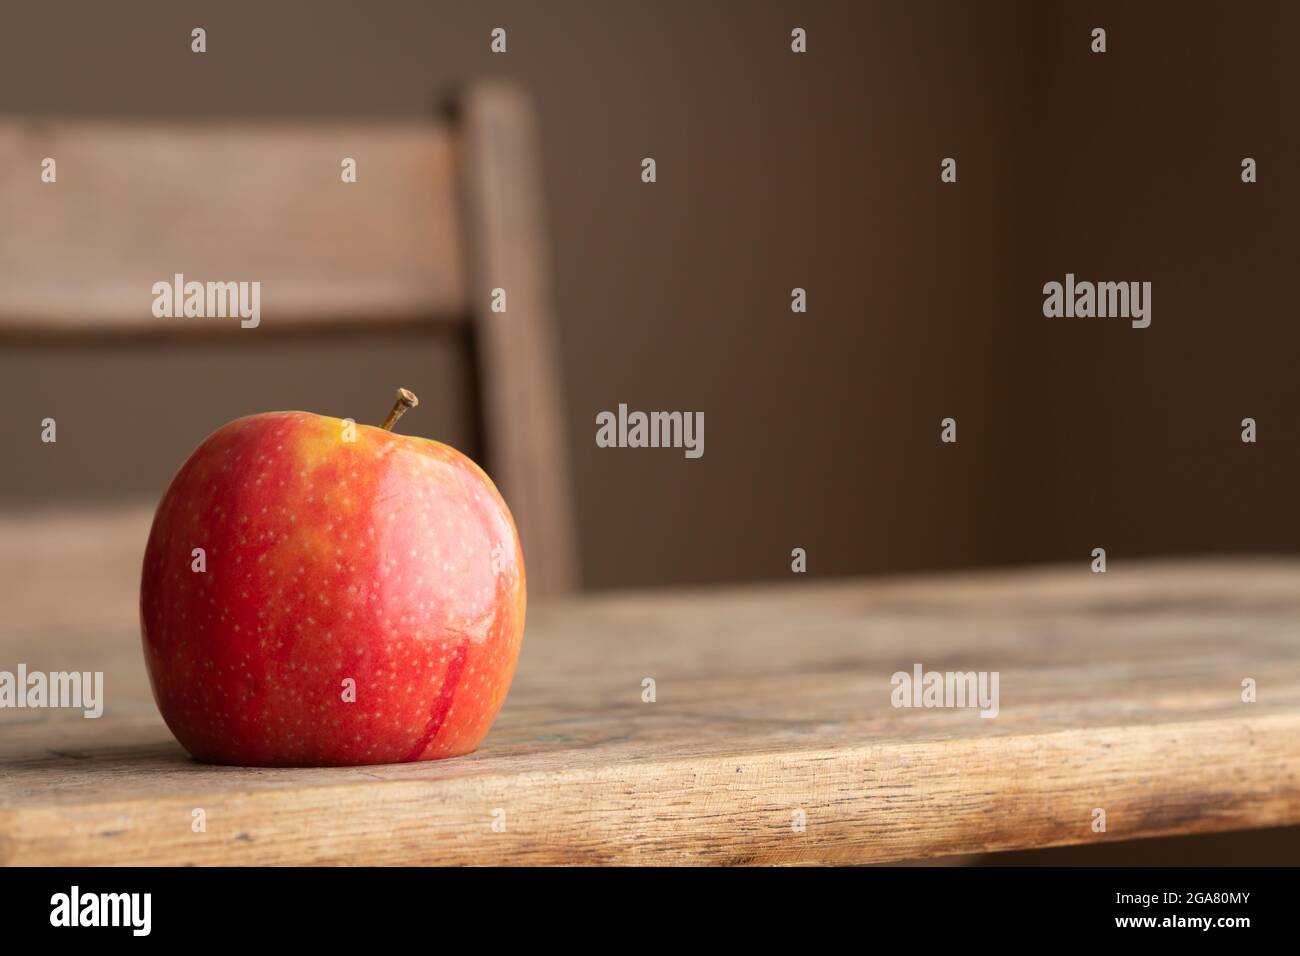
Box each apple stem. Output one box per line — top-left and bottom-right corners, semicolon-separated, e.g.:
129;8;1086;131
381;388;420;431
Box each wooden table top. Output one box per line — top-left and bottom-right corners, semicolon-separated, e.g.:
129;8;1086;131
2;507;1298;865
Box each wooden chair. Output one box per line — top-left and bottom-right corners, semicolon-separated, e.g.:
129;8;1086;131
0;82;578;595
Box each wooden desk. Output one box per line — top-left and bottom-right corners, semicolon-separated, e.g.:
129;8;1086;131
2;507;1299;865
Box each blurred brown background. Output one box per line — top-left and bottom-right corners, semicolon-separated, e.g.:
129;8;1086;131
2;0;1297;589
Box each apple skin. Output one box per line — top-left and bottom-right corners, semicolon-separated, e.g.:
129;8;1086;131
140;410;526;767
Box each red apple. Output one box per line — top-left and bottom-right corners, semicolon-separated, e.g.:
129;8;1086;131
139;389;526;766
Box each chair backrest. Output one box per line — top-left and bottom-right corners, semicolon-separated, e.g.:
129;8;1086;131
0;82;578;594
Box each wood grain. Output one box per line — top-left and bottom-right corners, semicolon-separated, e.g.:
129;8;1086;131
2;510;1297;865
0;97;579;594
0;119;467;331
457;84;580;595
